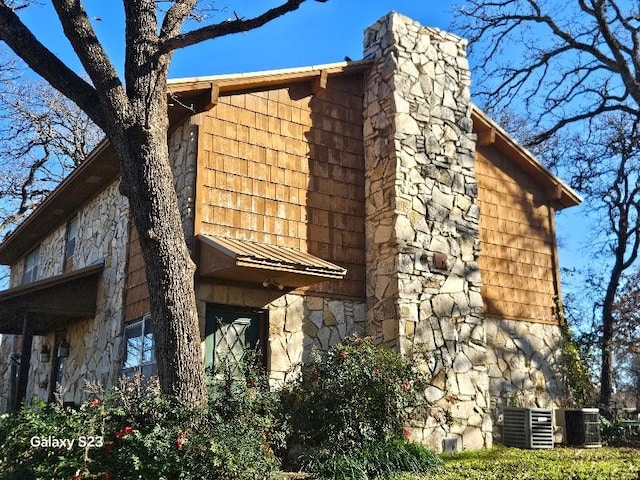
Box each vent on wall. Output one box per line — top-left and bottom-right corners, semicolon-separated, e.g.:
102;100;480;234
503;407;554;449
564;408;602;448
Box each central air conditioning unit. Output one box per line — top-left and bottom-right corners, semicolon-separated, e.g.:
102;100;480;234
503;407;554;449
564;408;602;448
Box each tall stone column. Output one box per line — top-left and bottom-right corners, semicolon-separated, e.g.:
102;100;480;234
363;12;491;450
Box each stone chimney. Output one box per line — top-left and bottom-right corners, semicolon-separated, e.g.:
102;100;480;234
362;12;491;450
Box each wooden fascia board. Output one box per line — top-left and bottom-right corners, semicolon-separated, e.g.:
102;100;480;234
0;262;104;302
167;59;373;98
471;106;582;210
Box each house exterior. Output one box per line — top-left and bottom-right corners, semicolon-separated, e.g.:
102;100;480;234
0;13;580;451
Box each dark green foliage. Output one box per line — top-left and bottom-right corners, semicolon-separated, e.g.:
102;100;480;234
601;418;640;447
280;336;440;479
302;439;443;480
281;336;428;451
0;362;281;480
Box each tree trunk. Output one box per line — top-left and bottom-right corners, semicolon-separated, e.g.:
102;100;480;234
112;2;207;406
600;256;624;409
599;309;615;408
114;121;207;405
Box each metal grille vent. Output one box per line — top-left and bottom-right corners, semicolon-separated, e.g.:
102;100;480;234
564;408;602;448
503;407;554;449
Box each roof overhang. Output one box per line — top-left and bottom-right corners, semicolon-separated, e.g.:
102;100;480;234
0;142;119;265
0;262;104;335
471;105;582;210
166;59;372;102
197;235;346;289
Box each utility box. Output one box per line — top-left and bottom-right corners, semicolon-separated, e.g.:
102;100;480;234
564;408;601;448
503;407;554;449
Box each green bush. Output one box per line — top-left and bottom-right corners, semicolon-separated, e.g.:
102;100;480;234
302;439;443;480
0;362;281;480
280;336;440;478
601;417;640;447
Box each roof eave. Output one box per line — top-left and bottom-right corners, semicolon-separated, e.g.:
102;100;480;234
471;105;582;210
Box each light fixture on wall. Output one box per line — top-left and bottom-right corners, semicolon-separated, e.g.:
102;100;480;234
262;277;284;290
57;339;70;359
39;344;51;363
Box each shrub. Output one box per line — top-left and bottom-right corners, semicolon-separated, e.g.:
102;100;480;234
0;361;281;480
280;336;440;478
301;439;443;480
601;417;640;447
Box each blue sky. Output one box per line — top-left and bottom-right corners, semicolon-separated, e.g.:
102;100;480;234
13;0;590;279
19;1;458;78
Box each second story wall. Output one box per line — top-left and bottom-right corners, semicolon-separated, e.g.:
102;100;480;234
10;181;129;286
195;74;366;299
475;145;560;324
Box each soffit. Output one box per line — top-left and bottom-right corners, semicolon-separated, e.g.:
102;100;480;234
0;262;104;335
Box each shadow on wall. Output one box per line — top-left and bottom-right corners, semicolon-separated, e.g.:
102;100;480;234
476;152;569;438
301;73;368;363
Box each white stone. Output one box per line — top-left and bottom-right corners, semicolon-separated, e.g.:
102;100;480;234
440;275;464;294
395;113;422;135
453;353;472;374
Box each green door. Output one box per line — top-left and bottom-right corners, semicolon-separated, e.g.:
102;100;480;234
204;305;266;373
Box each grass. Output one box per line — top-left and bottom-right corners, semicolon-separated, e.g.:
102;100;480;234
390;445;640;480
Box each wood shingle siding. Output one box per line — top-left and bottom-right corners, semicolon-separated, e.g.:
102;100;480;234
475;146;560;324
124;224;150;321
196;74;366;299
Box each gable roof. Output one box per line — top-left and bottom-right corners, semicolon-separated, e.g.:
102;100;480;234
0;59;580;266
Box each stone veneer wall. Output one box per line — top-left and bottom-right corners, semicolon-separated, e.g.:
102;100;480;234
196;284;365;385
169;120;198;252
25;181;130;406
0;335;14;411
363;12;491;450
486;317;565;439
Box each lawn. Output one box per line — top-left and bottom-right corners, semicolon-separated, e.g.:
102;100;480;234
394;445;640;480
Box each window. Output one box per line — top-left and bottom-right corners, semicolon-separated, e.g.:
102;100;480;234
63;215;78;271
23;246;40;284
122;315;157;378
205;304;268;375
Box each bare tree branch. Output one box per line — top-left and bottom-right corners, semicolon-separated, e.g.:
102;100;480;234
50;0;129;128
0;75;102;237
456;0;640;142
159;0;309;53
0;1;104;127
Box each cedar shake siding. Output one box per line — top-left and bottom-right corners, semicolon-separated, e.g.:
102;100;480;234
476;145;560;324
196;75;366;299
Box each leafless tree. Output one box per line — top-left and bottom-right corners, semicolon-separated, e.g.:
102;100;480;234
456;0;640;410
612;270;640;406
0;74;102;237
456;0;640;143
0;0;325;405
557;113;640;407
0;70;100;291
